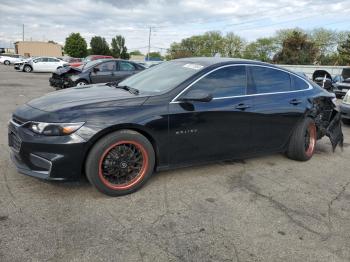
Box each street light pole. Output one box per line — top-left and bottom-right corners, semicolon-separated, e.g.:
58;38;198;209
147;26;151;61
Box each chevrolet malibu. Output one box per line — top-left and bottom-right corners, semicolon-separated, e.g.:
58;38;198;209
8;58;343;196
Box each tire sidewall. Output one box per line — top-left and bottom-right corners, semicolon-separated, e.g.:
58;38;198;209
24;65;32;72
288;117;317;161
86;130;155;196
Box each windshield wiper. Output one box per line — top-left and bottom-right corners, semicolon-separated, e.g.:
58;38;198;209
106;82;139;95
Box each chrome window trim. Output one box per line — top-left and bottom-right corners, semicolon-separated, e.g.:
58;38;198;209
170;63;313;103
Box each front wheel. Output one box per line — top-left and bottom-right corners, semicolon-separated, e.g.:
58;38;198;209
4;60;10;65
75;80;88;86
23;65;32;72
286;117;317;161
85;130;155;196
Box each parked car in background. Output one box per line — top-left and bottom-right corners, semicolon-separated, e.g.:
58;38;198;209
22;57;68;73
65;57;83;67
333;68;350;98
69;55;113;68
49;59;144;89
339;90;350;124
9;58;343;196
0;54;27;65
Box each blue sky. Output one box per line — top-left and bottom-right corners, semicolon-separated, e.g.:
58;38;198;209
0;0;349;54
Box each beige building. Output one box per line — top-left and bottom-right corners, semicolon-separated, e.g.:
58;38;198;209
14;41;63;57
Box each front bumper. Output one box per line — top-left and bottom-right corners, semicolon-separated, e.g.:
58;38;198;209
340;103;350;120
8;120;87;181
49;76;74;89
14;63;23;70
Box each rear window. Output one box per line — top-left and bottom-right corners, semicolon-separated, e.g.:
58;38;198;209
291;75;309;90
248;66;291;94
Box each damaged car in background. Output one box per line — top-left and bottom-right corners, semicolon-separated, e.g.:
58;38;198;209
49;59;145;89
340;90;350;125
9;58;343;196
333;68;350;98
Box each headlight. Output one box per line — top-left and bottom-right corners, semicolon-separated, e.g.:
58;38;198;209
343;91;350;104
28;122;84;136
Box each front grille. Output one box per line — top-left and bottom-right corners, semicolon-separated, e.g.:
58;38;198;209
8;132;21;152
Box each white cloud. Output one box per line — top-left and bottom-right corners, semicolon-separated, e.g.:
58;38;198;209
0;0;349;53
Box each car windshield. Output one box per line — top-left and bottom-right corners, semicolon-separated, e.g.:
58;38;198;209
118;61;205;94
83;56;93;63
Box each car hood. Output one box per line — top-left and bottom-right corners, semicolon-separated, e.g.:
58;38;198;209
27;84;149;112
54;66;82;76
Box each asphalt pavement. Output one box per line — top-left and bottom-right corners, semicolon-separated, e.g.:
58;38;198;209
1;64;350;262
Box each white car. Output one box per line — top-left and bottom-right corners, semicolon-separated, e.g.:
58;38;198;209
22;57;68;73
0;54;27;65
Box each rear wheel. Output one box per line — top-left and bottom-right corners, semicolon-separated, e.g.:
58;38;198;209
86;130;155;196
24;65;32;72
4;60;10;65
286;117;317;161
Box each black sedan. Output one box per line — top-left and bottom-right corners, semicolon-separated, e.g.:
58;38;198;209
49;59;144;89
9;58;343;196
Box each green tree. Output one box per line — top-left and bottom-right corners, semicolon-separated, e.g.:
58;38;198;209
338;34;350;65
274;31;319;64
90;36;110;55
243;37;277;62
129;50;143;56
147;52;162;60
110;35;129;59
223;32;245;57
64;33;88;58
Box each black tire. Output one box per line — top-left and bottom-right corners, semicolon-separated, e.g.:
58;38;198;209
286;117;317;161
85;130;155;196
342;118;350;125
75;80;88;86
23;65;32;72
4;60;10;65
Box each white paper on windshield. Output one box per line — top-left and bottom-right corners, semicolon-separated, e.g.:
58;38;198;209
183;63;204;70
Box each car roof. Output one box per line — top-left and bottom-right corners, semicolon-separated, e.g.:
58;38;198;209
173;57;284;68
174;57;306;77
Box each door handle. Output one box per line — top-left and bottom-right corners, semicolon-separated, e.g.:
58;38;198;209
289;99;302;105
235;103;251;110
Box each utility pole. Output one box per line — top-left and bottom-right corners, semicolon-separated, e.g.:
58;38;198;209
22;24;24;41
147;26;151;61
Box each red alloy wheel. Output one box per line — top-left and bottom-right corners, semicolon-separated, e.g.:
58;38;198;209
98;140;149;190
305;123;316;157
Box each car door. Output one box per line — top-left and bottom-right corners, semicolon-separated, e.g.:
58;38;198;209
246;65;308;153
47;58;60;71
168;65;254;165
90;61;116;84
113;61;137;82
32;58;45;71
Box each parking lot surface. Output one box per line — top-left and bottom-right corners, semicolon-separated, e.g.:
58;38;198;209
1;64;350;262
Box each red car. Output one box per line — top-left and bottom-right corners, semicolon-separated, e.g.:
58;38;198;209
69;55;113;68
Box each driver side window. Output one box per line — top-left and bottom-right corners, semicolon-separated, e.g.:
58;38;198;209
187;66;247;98
95;61;116;72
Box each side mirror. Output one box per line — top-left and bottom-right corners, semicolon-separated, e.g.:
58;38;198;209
178;89;213;102
93;67;100;73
